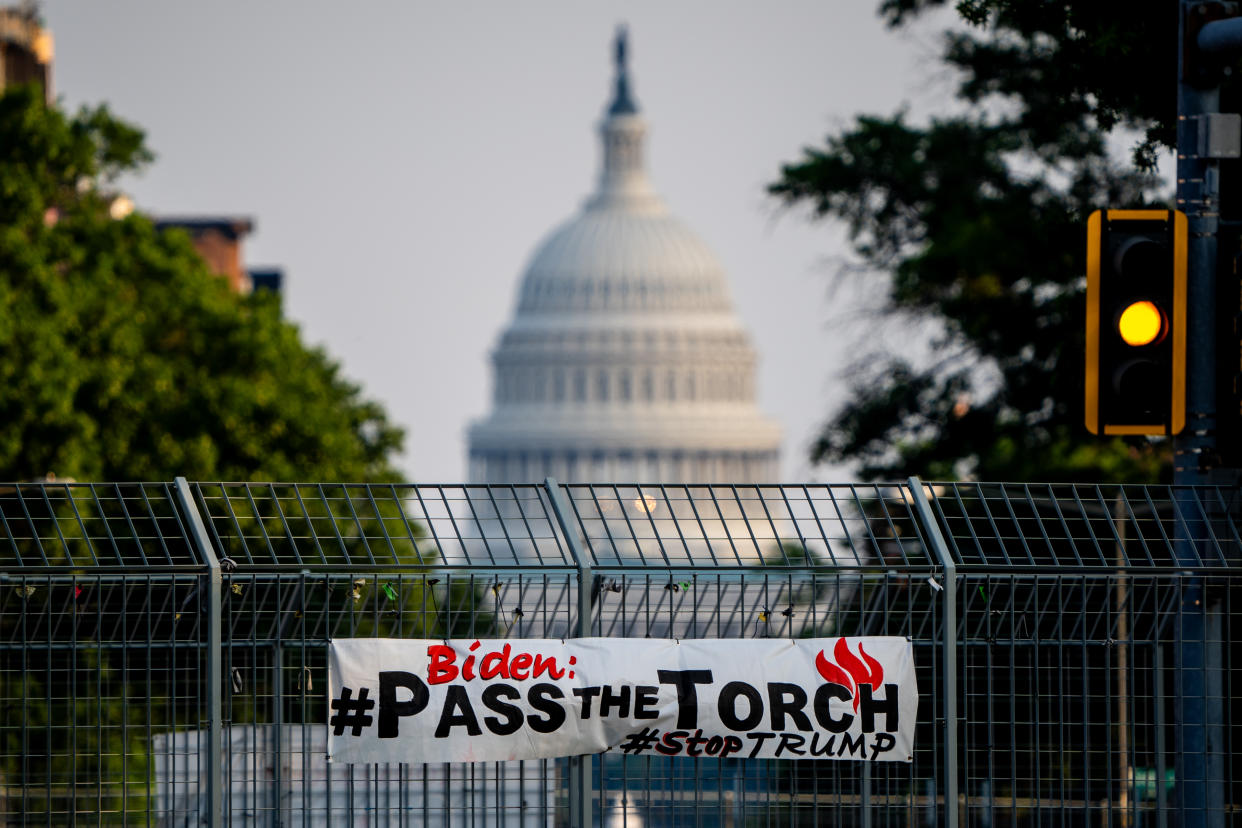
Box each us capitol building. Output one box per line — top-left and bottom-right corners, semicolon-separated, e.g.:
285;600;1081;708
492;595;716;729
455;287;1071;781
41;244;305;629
468;29;781;485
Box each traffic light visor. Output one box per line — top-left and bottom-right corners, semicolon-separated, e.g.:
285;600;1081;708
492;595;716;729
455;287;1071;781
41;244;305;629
1117;300;1165;346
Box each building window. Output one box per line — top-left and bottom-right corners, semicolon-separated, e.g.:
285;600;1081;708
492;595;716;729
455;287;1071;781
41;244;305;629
619;371;632;402
574;369;587;402
553;370;566;402
597;370;610;402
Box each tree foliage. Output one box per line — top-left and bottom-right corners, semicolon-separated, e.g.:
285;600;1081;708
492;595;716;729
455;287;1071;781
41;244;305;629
0;85;403;482
771;0;1179;482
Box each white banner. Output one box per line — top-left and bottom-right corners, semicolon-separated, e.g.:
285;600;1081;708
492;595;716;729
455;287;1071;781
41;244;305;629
327;637;917;764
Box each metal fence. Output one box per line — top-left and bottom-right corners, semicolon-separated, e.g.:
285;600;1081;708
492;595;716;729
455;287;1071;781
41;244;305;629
0;477;1237;826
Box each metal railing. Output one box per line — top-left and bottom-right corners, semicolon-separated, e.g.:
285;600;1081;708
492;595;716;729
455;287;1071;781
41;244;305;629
0;477;1236;826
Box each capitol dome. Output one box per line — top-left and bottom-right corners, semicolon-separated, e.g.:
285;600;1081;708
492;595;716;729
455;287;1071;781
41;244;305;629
468;28;781;484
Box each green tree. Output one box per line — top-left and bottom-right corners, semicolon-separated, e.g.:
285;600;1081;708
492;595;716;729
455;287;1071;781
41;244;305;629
0;84;403;483
0;86;428;822
770;1;1178;482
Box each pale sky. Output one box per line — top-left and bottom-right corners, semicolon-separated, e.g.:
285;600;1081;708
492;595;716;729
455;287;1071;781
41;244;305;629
40;1;955;483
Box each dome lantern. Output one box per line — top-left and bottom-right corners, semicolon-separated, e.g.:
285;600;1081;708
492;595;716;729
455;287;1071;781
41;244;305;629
591;24;658;211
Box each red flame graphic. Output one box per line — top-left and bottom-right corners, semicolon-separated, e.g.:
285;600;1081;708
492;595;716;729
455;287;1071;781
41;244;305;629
815;638;884;711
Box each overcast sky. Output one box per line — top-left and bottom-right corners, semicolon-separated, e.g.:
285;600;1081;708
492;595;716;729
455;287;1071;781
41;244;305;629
40;1;956;483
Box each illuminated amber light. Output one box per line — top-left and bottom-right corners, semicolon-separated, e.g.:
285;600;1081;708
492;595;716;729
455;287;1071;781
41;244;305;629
1118;301;1164;346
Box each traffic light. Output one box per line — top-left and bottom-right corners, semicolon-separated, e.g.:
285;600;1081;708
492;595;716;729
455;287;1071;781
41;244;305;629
1085;209;1187;435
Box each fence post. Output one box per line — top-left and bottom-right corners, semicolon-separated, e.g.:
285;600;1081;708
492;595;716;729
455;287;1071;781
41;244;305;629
175;478;224;828
907;477;958;828
545;478;594;828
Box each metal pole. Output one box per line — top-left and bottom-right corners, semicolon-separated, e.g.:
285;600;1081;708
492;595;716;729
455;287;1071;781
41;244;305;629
545;478;594;828
861;764;873;828
1155;642;1168;828
1178;2;1222;478
175;478;224;828
1176;5;1226;826
907;478;958;828
1197;16;1242;53
1114;496;1131;828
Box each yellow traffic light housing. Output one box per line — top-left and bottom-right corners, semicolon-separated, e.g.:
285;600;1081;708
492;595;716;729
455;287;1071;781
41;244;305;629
1085;209;1187;435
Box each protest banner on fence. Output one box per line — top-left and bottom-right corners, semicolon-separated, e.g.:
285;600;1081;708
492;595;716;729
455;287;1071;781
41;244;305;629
327;637;918;764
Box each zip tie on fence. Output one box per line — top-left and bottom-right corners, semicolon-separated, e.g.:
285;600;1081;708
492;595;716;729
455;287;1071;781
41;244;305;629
177;584;200;615
230;582;244;596
382;582;398;601
298;666;313;692
926;576;943;592
231;667;243;693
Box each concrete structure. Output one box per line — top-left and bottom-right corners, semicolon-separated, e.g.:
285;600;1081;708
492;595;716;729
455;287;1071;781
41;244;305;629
156;217;283;295
469;28;780;484
0;2;52;100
